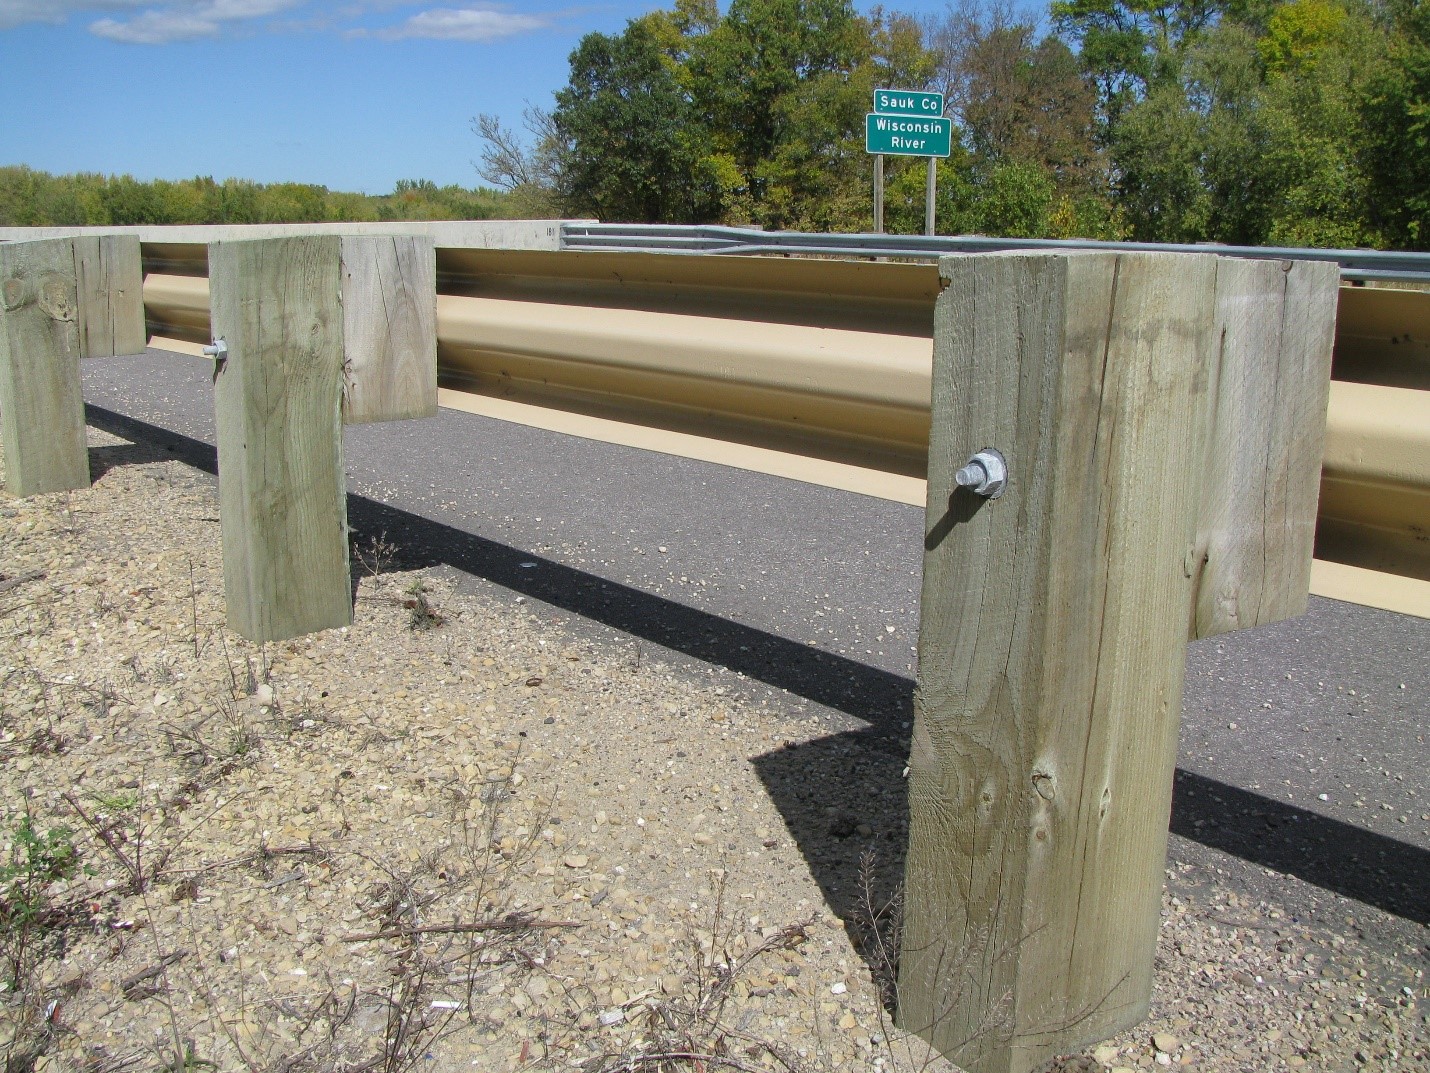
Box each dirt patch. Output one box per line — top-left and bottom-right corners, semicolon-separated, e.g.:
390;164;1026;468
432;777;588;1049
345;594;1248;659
0;429;1423;1073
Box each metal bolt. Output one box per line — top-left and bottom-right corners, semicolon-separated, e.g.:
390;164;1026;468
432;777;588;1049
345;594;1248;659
954;448;1007;499
202;337;228;373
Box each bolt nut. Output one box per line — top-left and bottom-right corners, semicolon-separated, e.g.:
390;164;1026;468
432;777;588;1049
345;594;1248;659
954;448;1007;499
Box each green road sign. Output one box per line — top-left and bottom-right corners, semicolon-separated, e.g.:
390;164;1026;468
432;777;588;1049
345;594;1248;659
865;113;952;157
873;88;945;117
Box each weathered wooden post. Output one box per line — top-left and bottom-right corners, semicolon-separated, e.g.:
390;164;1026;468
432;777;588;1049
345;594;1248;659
209;234;436;642
0;235;144;496
1193;257;1340;638
899;251;1338;1073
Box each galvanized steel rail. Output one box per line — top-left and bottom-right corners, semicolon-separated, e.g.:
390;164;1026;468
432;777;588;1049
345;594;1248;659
561;222;1430;284
4;223;1426;615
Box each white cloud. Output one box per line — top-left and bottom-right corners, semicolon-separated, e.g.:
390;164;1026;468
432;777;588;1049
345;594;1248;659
0;0;149;30
365;5;548;41
87;0;304;43
0;0;550;43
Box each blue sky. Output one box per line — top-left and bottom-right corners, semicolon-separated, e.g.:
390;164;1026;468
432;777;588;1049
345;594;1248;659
0;0;965;195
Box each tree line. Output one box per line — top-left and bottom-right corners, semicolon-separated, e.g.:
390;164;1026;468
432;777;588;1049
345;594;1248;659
0;169;510;228
477;0;1430;249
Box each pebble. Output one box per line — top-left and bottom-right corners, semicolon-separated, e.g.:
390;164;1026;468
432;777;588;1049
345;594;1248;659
0;434;1422;1073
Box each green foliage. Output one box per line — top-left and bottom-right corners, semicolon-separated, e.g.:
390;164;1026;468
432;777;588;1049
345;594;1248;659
687;0;871;205
9;0;1427;249
535;0;938;229
1259;0;1349;73
1107;1;1391;247
886;152;1122;239
0;167;514;227
552;21;726;222
1;811;81;988
1257;6;1386;248
1052;0;1230;130
1362;0;1430;247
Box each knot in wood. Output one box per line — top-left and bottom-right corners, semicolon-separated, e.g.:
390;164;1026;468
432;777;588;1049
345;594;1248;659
37;273;76;322
2;276;28;311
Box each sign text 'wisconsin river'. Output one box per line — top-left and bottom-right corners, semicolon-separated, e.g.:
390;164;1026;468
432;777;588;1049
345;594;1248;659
864;113;953;158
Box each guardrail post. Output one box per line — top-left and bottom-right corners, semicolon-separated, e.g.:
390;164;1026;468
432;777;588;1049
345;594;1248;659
901;250;1339;1069
900;251;1221;1073
0;235;143;496
1192;258;1340;637
74;235;147;360
210;235;435;643
340;235;438;424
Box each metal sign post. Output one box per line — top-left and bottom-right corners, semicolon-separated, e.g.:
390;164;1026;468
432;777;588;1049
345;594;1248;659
875;154;885;234
926;158;937;236
867;89;951;236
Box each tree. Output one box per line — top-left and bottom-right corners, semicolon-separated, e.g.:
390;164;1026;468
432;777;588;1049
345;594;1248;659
1363;0;1430;247
1110;22;1268;242
0;168;509;227
472;105;564;216
916;0;1112;237
688;0;868;203
533;0;933;228
1108;0;1387;247
958;28;1101;188
1053;0;1229;132
550;21;725;222
1255;0;1385;247
746;9;936;229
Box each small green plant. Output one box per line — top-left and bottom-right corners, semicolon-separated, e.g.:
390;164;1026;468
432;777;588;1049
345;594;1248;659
0;810;81;989
89;790;139;813
156;1037;217;1072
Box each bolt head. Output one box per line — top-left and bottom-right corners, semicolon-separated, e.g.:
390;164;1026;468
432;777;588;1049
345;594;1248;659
956;449;1007;499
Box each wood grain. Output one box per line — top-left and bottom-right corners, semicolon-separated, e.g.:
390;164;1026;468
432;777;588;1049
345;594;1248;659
899;251;1219;1073
210;236;352;642
1192;258;1339;638
0;238;89;495
339;235;437;424
73;234;145;358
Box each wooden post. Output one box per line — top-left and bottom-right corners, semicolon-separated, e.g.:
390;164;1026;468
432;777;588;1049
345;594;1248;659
901;251;1339;1070
212;236;351;642
210;234;436;642
1191;258;1340;638
900;251;1221;1073
339;235;438;425
0;238;87;496
74;235;146;359
0;235;144;497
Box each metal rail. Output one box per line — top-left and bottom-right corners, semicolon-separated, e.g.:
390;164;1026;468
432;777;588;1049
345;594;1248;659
10;225;1422;613
131;240;1430;617
561;223;1430;284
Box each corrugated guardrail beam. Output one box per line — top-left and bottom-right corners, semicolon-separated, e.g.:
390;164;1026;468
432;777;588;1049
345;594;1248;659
133;242;1430;616
561;223;1430;284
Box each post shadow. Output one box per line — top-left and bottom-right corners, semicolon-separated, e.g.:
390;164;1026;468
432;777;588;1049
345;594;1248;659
84;403;1430;965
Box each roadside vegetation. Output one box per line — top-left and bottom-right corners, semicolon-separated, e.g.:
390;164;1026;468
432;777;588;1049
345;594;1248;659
3;0;1427;248
0;170;512;229
475;0;1430;249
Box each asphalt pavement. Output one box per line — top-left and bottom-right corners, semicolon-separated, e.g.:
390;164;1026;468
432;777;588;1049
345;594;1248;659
82;350;1428;966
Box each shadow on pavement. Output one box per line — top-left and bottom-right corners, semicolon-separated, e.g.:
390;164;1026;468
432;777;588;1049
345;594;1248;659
86;405;1430;954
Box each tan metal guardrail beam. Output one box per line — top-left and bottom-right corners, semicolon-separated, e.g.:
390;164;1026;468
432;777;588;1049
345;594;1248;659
132;243;1430;618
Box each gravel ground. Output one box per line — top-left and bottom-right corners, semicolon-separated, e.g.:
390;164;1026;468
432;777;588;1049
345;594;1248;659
0;429;1425;1073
